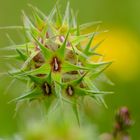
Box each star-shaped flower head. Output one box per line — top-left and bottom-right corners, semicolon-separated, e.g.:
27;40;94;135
2;2;113;122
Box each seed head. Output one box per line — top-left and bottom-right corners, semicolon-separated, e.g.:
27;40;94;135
3;2;112;121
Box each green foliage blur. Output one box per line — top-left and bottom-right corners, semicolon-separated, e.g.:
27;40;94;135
0;0;140;139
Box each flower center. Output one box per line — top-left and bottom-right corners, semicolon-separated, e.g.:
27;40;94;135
51;57;61;72
66;85;74;96
42;82;51;96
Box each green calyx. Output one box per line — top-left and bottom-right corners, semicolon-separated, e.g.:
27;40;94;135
2;2;113;122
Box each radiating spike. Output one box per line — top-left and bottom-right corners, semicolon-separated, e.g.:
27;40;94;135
91;39;105;51
63;2;70;26
31;34;52;60
84;33;95;53
57;31;70;57
72;102;80;126
9;88;42;103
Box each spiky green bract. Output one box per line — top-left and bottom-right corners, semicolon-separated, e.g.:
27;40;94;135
2;3;113;122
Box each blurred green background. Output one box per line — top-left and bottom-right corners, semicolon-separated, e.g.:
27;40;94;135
0;0;140;139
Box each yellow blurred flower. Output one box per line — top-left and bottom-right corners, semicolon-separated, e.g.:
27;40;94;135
91;27;140;80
